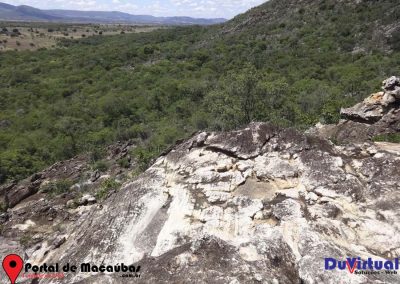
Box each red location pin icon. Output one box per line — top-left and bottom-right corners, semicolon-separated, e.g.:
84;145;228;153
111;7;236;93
2;254;23;284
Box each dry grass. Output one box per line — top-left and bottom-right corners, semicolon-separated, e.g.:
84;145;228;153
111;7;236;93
0;23;161;52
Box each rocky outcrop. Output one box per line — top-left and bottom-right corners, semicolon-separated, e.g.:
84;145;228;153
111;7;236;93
1;79;400;283
0;141;135;210
0;121;398;283
341;76;400;123
310;76;400;143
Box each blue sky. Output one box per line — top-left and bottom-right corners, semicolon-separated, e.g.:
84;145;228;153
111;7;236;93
4;0;267;18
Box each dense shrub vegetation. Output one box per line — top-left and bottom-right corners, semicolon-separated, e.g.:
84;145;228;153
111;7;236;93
0;0;399;183
96;178;121;200
40;179;73;196
373;134;400;143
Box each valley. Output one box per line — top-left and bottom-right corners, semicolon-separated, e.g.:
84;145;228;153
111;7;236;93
0;0;399;186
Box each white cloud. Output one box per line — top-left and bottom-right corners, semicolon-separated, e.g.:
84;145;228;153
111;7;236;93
169;0;266;18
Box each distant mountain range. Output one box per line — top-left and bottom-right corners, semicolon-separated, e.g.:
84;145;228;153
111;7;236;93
0;2;226;25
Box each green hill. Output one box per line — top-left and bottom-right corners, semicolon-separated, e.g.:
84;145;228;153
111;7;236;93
1;0;400;183
222;0;400;52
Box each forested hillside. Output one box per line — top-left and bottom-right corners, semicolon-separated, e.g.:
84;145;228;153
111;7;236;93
1;0;400;183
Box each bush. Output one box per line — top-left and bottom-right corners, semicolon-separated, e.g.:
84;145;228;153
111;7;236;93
96;178;121;200
118;157;130;168
92;160;109;172
0;201;7;212
41;179;73;196
131;146;157;172
19;234;33;247
372;133;400;143
143;46;154;55
89;148;106;163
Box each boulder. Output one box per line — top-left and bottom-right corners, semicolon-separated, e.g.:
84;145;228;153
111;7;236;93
311;76;400;143
77;195;96;206
6;184;39;208
382;76;400;99
341;76;400;124
341;92;390;123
